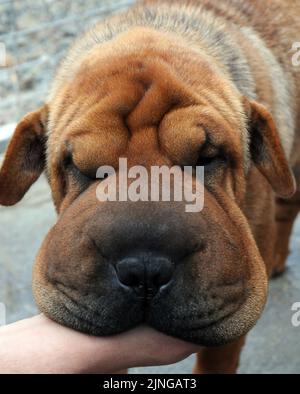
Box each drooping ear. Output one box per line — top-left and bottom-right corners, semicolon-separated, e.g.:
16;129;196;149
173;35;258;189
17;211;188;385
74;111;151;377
0;106;48;206
244;98;296;198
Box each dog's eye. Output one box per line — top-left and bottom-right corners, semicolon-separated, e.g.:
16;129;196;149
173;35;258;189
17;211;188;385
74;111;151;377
197;155;217;166
196;141;227;171
197;154;225;170
63;154;94;183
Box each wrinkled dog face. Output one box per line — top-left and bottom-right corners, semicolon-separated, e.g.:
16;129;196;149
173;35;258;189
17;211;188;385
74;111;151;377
0;30;295;346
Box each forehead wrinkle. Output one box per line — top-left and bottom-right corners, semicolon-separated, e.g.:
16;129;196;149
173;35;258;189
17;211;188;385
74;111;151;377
52;94;113;142
200;88;241;128
48;71;116;138
199;106;237;137
197;110;243;155
52;100;83;138
198;89;249;167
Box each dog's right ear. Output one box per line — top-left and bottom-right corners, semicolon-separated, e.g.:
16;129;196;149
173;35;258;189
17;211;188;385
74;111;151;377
243;98;296;199
0;106;48;206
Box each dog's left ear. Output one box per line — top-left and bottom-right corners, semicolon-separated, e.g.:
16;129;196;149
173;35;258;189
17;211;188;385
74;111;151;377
244;98;296;198
0;105;48;206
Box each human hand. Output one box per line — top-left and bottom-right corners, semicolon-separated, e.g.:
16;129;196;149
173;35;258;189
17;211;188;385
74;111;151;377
0;315;201;373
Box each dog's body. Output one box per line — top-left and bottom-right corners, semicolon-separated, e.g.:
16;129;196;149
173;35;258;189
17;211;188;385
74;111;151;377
1;0;300;373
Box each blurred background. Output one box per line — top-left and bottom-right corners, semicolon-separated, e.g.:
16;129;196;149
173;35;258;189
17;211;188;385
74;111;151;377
0;0;133;129
0;0;300;374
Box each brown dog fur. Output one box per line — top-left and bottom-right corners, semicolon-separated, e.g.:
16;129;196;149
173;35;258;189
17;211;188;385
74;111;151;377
1;0;300;373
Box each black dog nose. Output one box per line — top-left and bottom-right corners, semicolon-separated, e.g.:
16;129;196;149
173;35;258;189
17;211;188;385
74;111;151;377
115;255;174;298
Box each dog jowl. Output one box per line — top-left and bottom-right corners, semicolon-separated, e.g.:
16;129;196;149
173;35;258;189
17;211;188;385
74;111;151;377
1;0;300;372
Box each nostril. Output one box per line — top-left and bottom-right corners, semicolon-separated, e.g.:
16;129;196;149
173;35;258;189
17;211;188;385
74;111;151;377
115;258;145;288
151;257;174;288
115;254;175;298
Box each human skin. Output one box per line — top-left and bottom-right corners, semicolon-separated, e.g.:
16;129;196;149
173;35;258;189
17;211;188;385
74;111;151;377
0;315;201;374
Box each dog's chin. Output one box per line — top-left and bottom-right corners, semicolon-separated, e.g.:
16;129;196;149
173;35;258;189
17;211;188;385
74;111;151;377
148;287;267;346
40;303;257;347
33;280;143;336
148;306;259;347
34;280;265;347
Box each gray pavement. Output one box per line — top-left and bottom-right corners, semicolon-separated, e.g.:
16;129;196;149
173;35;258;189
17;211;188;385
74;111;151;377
0;175;300;374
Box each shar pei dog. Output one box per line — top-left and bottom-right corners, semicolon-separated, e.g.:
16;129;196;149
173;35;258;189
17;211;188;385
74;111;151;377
0;0;300;373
